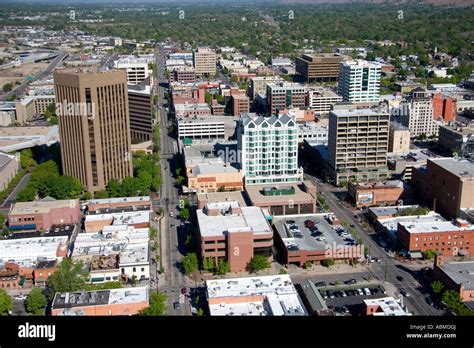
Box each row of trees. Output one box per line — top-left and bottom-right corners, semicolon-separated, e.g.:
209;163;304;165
182;253;271;276
17;160;84;202
431;281;473;316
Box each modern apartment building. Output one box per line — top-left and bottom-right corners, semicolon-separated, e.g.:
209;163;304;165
127;83;153;142
266;82;306;115
328;109;390;184
399;88;439;137
307;88;343;115
295;53;344;83
54;70;133;192
115;57;150;85
197;202;273;272
238;113;303;185
192;47;216;76
249;76;283;99
388;122;411;155
337;60;381;103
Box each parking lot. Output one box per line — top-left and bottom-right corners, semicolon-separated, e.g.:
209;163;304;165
318;284;388;315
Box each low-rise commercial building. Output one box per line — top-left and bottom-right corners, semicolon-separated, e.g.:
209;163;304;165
188;163;244;193
348;180;411;207
84;211;150;233
52;286;149;316
173;66;196;83
433;255;474;303
245;181;317;216
387;149;443;181
206;275;306;316
249;76;283;100
397;218;474;257
364;297;411;316
8;199;80;231
86;196;152;214
0;126;59;153
437;122;474;158
297;122;328;144
273;214;363;267
197;202;273;272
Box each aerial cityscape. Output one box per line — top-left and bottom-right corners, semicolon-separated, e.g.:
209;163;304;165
0;0;473;345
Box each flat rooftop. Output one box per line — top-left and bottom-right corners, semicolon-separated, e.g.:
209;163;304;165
84;211;150;226
368;205;421;219
0;126;56;138
0;236;68;267
429;158;474;179
330;108;387;118
52;286;148;309
364;297;410;316
206;275;306;316
245;182;315;205
197;203;271;238
399;220;473;234
87;196;151;206
9;199;79;215
273;214;356;252
197;191;248;207
438;261;474;290
192;163;240;175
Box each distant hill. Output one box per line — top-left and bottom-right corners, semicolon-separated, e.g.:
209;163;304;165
280;0;473;6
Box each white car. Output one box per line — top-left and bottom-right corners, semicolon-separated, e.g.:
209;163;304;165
14;295;27;301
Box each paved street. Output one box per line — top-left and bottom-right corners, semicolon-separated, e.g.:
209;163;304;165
0;51;68;101
303;171;444;316
154;44;192;315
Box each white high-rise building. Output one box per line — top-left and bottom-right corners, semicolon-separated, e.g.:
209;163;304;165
338;60;381;103
115;57;150;85
238;113;303;185
399;87;439;137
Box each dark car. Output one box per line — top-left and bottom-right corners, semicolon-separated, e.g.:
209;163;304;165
345;279;357;285
396;275;404;282
315;281;327;287
173;302;181;310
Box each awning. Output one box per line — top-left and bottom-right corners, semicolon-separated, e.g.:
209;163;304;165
408;251;423;259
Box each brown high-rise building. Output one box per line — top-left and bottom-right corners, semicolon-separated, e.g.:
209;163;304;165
54;70;133;192
296;53;344;83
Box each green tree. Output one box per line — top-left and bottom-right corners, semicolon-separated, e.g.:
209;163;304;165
140;290;167;316
202;257;215;272
247;255;270;273
106;179;122;197
149;226;158;239
47;259;88;299
26;287;47;315
304;261;313;269
20;149;36;171
423;249;437;260
16;184;37;202
94;190;109;199
182;253;199;275
2;83;13;92
0;289;12;315
216;259;230;275
321;259;336;267
431;280;444;295
179;208;190;222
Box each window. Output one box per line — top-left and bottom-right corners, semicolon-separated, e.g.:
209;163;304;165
133;267;136;272
141;268;145;272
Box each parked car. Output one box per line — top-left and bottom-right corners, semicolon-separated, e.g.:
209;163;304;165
345;279;357;285
173;302;181;310
14;294;27;301
357;289;364;296
363;288;371;296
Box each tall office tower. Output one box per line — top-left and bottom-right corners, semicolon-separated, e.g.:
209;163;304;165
238;113;303;185
54;70;133;192
266;82;306;115
338;60;381;103
295;53;344;83
399;87;439;137
115;57;150;85
128;82;153;142
328;109;390;184
192;47;216;76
